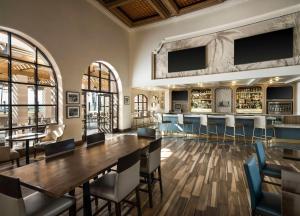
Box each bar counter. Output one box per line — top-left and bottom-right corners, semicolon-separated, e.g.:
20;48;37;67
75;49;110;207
160;113;300;140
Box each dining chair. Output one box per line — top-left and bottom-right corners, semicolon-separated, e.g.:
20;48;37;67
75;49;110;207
137;127;156;138
244;156;281;216
44;139;75;159
0;175;76;216
34;124;65;158
0;146;20;167
89;149;141;216
86;132;105;147
255;141;294;185
223;115;246;144
140;137;163;208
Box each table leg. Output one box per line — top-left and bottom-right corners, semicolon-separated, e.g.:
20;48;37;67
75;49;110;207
83;181;92;216
25;139;30;164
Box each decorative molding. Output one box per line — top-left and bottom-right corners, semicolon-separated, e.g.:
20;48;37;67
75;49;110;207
154;11;300;79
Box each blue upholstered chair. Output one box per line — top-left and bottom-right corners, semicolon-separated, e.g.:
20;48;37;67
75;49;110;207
244;156;281;216
255;141;282;179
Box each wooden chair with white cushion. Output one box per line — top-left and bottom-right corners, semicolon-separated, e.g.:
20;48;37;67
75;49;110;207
0;146;20;167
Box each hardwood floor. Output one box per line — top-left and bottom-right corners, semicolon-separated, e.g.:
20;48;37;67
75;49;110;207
1;136;300;216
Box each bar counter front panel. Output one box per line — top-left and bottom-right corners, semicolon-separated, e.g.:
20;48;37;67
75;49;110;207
160;114;300;140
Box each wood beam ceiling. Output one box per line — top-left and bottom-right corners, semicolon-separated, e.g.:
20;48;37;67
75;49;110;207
97;0;226;27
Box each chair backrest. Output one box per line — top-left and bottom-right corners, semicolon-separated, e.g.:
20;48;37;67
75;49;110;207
177;114;184;124
137;128;156;138
199;114;208;126
86;132;105;147
225;115;235;127
0;131;6;146
244;156;262;211
0;175;26;216
254;116;266;129
0;146;10;162
255;141;266;170
45;138;75;159
148;137;162;173
116;149;141;202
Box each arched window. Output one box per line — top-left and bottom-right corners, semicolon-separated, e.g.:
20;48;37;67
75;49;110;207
82;62;119;134
0;30;58;137
134;94;148;116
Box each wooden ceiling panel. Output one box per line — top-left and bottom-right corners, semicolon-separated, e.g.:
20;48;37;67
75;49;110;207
119;0;159;21
97;0;225;27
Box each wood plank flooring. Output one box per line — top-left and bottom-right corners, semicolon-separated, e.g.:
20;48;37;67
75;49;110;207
1;136;300;216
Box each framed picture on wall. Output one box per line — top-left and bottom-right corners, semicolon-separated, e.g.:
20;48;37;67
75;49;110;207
66;106;80;118
66;91;80;104
124;96;130;105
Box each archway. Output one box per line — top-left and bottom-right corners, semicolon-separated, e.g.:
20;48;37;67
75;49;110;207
81;61;121;137
0;27;62;143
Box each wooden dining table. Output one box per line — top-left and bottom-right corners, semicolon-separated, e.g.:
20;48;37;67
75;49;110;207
0;134;156;216
282;170;300;216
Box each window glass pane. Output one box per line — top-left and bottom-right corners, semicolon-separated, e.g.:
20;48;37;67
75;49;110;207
89;63;99;77
0;31;9;56
38;86;56;105
12;106;36;127
38;106;57;125
37;51;50;66
143;103;147;110
0;58;8;81
101;79;109;92
134;96;138;102
110;80;117;93
90;77;99;91
0;82;9;105
82;75;88;89
101;65;110;79
12;83;35;105
11;35;35;63
11;60;35;84
38;66;55;86
0;107;9;128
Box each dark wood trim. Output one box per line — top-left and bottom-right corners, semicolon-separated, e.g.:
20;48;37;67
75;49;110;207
179;0;225;15
105;0;135;8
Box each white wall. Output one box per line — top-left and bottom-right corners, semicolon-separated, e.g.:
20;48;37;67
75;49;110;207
130;0;300;88
0;0;131;141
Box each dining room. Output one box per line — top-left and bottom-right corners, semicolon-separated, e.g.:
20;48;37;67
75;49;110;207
1;0;300;216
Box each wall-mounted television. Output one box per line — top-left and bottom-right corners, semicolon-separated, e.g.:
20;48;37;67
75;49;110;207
234;28;294;65
168;46;206;73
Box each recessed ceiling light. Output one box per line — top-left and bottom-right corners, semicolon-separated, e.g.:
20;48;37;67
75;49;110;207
275;77;280;81
269;79;273;84
232;81;236;85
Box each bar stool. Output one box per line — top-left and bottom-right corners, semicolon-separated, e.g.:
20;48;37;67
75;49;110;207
199;114;219;141
252;116;276;144
223;115;246;144
177;114;193;138
156;113;172;136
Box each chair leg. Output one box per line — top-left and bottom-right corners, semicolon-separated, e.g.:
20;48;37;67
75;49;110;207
33;148;37;159
115;202;121;216
108;201;111;213
69;202;77;216
252;128;255;144
147;174;153;208
95;196;98;206
223;126;226;142
135;187;142;216
16;158;20;167
243;126;246;144
158;166;163;195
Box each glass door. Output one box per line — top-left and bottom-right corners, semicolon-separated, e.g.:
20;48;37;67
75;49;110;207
98;93;112;133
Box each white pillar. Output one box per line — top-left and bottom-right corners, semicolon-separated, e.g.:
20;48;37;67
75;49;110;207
296;82;300;115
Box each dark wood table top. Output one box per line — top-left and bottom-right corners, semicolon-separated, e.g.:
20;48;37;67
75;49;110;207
5;132;46;141
282;170;300;195
282;170;300;216
1;135;156;197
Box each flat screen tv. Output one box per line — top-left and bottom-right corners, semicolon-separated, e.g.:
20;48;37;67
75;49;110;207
234;28;294;65
168;46;206;73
